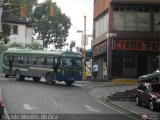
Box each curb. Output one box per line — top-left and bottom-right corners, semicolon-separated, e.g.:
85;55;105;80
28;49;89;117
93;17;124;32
106;97;141;117
112;79;138;85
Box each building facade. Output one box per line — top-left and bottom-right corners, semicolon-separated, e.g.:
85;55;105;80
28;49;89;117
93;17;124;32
93;0;160;80
2;15;33;46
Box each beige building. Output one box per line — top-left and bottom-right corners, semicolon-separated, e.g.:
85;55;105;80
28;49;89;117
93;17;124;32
93;0;160;80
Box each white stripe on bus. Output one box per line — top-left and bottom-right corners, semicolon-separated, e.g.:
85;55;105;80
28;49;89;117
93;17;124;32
29;67;54;71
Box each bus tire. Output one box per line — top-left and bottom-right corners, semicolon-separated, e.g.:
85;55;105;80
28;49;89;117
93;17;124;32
15;70;25;81
65;81;74;86
45;73;53;84
33;77;41;82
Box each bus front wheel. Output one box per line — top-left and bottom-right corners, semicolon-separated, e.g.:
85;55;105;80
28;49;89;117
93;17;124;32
65;81;74;86
45;73;53;84
15;70;25;81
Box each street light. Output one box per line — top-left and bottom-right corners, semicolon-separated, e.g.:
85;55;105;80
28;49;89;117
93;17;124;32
77;30;86;80
77;30;83;45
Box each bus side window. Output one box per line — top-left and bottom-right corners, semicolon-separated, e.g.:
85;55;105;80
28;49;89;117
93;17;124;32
3;55;7;62
33;58;36;64
46;58;53;66
30;57;33;64
20;57;23;64
9;56;12;61
23;57;28;64
17;57;21;63
11;56;15;62
37;57;44;65
14;56;18;63
43;58;47;65
54;58;59;67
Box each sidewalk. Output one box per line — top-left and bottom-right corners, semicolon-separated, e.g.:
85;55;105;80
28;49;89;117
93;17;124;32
76;80;138;100
76;80;160;117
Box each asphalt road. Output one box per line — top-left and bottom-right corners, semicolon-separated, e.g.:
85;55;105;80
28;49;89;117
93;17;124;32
0;78;140;120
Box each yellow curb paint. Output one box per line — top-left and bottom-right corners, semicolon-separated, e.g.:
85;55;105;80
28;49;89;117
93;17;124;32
112;79;138;85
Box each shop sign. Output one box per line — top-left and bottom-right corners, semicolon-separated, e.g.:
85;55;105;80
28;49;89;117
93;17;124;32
114;40;160;51
93;42;106;56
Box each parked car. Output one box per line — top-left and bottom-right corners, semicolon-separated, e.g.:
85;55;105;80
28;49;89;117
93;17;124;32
0;98;4;119
138;69;159;83
134;82;160;111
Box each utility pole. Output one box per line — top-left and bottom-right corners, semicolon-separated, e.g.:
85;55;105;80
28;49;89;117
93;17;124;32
83;16;87;80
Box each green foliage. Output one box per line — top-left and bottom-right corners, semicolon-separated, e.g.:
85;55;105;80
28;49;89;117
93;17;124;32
9;42;24;48
0;24;11;44
3;0;37;17
30;42;43;50
0;44;8;54
70;40;76;51
32;0;71;50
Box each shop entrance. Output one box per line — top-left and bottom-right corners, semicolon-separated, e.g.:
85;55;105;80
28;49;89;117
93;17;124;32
137;55;148;77
112;54;123;77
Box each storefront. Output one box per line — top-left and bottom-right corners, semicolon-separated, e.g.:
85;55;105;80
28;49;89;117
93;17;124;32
112;40;159;77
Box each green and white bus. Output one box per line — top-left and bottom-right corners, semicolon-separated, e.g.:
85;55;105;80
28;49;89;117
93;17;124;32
3;48;82;85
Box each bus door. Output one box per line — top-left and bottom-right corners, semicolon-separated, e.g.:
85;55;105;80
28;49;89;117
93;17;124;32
53;58;58;80
9;56;13;74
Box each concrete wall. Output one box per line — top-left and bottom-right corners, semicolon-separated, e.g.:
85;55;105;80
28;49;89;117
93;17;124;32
8;24;32;46
25;27;33;45
94;0;111;18
113;12;150;31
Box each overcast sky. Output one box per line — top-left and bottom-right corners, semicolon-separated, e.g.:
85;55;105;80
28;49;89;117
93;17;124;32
38;0;94;50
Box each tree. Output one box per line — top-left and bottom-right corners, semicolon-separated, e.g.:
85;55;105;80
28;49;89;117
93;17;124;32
70;40;76;51
0;24;10;44
0;44;7;54
30;42;43;50
1;0;37;44
32;0;71;50
3;0;37;17
9;42;24;48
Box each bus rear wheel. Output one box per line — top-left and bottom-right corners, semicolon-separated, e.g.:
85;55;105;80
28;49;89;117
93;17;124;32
15;70;25;81
45;73;53;84
33;77;41;82
65;81;74;86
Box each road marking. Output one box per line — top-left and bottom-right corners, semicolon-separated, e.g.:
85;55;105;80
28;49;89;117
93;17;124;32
51;99;59;106
94;99;138;120
83;105;100;113
23;104;36;110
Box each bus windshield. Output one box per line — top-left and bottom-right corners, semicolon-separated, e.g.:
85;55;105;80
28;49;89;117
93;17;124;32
60;58;81;67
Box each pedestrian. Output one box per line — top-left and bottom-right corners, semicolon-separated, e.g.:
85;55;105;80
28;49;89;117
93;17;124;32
92;62;98;80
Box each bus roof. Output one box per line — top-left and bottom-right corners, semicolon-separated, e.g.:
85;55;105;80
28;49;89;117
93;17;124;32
4;48;82;58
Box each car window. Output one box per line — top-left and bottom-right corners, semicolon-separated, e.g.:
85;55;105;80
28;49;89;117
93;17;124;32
148;85;152;92
137;84;143;90
137;84;147;91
